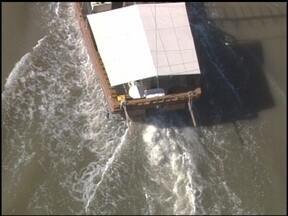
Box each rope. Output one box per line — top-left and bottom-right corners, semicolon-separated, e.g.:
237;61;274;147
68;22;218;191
188;92;197;127
154;3;160;89
120;100;131;127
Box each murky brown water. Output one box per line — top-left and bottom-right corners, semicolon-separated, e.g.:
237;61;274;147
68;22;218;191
2;2;286;215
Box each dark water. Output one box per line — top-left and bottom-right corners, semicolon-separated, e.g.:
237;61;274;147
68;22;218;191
2;2;286;215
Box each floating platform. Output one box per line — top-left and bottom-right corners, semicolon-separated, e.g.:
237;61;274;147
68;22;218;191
75;2;202;117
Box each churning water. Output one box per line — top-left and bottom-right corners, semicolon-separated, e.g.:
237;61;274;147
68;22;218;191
2;2;286;215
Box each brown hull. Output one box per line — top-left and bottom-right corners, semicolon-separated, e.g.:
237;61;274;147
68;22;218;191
74;3;201;115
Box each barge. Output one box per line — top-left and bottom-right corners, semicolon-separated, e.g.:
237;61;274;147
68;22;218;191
75;2;202;121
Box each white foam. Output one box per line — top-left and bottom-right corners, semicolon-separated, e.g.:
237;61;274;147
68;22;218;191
55;2;60;17
142;121;197;215
142;125;157;143
3;53;31;94
82;127;129;213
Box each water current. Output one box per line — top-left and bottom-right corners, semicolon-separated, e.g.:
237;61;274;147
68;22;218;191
2;2;286;215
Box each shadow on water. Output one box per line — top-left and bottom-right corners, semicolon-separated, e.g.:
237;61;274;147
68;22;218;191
131;2;275;128
182;2;274;127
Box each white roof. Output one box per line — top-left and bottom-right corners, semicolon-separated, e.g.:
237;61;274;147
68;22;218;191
87;3;200;87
